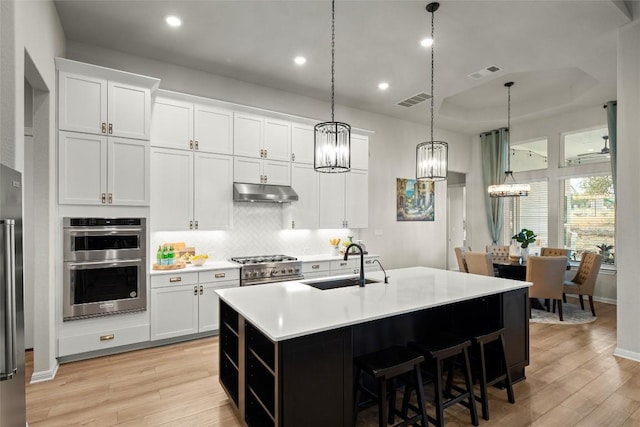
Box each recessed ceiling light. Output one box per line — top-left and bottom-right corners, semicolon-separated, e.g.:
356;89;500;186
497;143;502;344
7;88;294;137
166;16;182;27
294;56;307;66
420;38;434;48
378;82;389;90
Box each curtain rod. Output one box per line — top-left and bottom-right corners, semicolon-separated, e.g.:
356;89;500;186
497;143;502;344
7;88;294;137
603;101;617;108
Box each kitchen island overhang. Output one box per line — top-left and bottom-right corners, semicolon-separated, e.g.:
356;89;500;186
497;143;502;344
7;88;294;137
216;266;531;427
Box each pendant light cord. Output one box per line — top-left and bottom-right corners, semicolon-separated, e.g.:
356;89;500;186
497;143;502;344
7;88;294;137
507;83;511;173
331;0;336;122
430;7;435;147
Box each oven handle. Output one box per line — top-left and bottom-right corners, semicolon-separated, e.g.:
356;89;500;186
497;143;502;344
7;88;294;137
67;259;143;270
66;228;144;235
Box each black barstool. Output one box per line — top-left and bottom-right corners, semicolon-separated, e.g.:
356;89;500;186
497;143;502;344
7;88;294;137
407;337;479;427
472;328;515;420
353;345;428;427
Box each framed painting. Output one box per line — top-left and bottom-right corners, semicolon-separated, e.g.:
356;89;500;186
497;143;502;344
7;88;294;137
396;178;435;221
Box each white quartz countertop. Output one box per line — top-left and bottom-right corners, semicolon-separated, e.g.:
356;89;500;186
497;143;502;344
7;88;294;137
149;261;240;275
216;266;531;342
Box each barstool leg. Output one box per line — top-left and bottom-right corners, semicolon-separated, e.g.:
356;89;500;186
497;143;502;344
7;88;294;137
478;342;489;420
388;377;396;425
500;335;515;404
462;347;479;426
414;365;429;427
378;378;388;427
434;358;445;427
353;365;361;427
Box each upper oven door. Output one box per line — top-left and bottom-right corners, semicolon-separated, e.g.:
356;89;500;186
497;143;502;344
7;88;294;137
63;226;146;262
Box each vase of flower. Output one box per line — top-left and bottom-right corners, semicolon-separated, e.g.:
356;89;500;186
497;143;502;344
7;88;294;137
512;228;537;262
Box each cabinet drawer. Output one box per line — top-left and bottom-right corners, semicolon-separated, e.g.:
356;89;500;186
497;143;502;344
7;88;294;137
331;259;357;271
58;324;149;357
302;261;330;274
199;268;240;284
151;271;198;288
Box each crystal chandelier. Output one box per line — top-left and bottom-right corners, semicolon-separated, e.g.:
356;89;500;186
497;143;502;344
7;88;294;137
314;0;350;173
416;2;448;181
488;82;530;197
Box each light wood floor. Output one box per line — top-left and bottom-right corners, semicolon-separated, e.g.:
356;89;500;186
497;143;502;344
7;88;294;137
26;299;638;426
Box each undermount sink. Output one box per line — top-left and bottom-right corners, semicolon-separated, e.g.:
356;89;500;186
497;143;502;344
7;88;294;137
301;277;380;290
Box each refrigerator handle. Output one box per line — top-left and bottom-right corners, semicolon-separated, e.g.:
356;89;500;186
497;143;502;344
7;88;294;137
0;219;16;381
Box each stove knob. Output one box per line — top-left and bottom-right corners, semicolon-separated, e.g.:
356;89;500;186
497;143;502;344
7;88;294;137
288;269;293;273
260;271;266;276
281;269;286;274
294;268;300;273
244;273;250;278
252;272;258;277
271;270;278;276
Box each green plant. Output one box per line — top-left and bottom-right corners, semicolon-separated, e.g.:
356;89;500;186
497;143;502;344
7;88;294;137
596;243;614;253
512;228;537;248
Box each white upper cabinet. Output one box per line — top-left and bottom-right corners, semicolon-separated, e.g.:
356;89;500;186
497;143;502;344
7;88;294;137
194;153;233;230
318;173;346;229
234;157;290;186
150;97;193;150
234;113;291;161
291;123;315;164
151;97;233;155
56;58;158;140
345;170;369;229
283;163;319;229
350;134;369;171
59;131;149;206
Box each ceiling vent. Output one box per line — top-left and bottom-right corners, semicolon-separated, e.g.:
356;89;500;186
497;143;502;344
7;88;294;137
397;92;432;107
467;64;503;80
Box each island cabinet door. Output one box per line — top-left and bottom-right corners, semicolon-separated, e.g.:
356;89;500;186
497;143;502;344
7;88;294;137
279;328;353;427
501;287;530;382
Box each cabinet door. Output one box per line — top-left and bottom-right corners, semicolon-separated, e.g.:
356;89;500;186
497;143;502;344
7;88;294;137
151;286;198;340
283;164;318;229
351;134;369;171
194;153;233;230
58;71;107;135
345;170;368;229
319;173;346;228
150;148;194;231
233;113;263;158
264;118;291;162
263;160;291;186
108;138;150;206
198;282;238;332
58;131;107;205
150;97;193;150
291;123;315;164
194;104;233;155
108;81;151;140
233;156;262;185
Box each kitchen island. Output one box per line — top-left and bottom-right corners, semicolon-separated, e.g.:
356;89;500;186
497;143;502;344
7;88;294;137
216;266;531;427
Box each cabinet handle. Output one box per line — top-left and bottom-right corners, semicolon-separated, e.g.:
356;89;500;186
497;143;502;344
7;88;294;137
101;122;107;133
100;334;114;341
291;153;295;161
264;149;268;158
189;140;194;149
101;193;106;204
215;273;226;278
340;262;347;267
199;285;203;295
194;286;198;295
195;220;199;229
189;221;193;230
108;123;113;134
195;140;199;150
365;260;372;265
260;149;265;158
108;193;113;204
169;277;182;283
312;265;320;269
291;221;295;229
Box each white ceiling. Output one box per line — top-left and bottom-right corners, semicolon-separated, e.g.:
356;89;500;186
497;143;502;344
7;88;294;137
53;0;632;134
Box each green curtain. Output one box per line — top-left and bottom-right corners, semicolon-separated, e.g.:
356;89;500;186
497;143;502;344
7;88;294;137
480;129;507;244
606;101;617;194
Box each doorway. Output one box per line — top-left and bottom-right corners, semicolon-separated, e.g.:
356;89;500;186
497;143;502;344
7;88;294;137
447;172;467;270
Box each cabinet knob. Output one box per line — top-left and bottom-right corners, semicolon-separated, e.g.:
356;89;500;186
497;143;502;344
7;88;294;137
194;286;198;295
189;221;193;230
195;140;199;150
169;277;182;283
189;140;194;149
195;220;199;229
199;285;203;295
101;123;107;134
108;123;113;134
215;273;226;278
291;153;295;161
291;221;295;229
312;265;320;269
101;193;106;204
108;193;113;204
264;149;268;158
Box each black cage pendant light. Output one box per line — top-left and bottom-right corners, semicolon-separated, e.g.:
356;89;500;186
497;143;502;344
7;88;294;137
488;82;530;197
314;0;351;173
416;2;448;181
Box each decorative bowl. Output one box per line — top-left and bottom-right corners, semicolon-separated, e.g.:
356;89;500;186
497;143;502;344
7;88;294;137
190;255;208;266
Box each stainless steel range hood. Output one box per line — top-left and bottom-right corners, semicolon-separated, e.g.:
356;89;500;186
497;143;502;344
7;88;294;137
233;182;299;203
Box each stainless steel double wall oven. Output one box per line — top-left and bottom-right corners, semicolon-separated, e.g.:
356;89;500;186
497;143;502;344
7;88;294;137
63;218;147;321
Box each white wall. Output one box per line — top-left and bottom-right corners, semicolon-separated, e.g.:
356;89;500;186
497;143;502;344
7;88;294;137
615;19;640;361
65;41;473;270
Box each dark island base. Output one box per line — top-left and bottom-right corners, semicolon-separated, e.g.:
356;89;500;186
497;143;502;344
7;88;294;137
220;287;529;427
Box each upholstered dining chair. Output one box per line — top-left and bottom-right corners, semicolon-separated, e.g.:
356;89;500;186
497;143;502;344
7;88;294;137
540;247;571;260
486;245;510;264
526;256;568;321
465;252;495;276
563;252;603;316
455;246;472;273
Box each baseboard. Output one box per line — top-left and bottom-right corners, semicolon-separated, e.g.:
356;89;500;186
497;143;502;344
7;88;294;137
30;361;59;383
614;347;640;362
593;296;616;305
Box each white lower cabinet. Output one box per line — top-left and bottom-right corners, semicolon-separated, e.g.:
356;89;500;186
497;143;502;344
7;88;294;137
150;269;239;340
301;260;331;279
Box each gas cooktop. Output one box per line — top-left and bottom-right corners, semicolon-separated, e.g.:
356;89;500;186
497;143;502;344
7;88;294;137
230;255;297;265
230;255;302;286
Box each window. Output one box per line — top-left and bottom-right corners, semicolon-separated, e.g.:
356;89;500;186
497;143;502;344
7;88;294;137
504;181;548;248
511;138;547;172
563;127;609;166
563;175;615;264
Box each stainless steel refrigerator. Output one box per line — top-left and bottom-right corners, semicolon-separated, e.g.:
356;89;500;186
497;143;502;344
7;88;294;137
0;164;26;427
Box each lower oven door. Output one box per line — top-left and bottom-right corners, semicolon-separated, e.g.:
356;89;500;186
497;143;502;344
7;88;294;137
63;258;146;321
